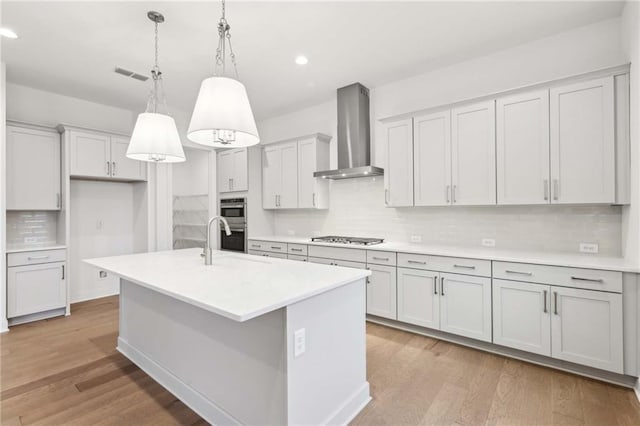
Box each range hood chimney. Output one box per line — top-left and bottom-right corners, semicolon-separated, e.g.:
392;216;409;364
313;83;383;179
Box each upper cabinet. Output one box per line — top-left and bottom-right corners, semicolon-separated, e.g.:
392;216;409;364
262;134;331;210
383;71;629;208
496;90;550;205
218;148;248;193
66;128;147;182
6;125;61;210
550;77;615;204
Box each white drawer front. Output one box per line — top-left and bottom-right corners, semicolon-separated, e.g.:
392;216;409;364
397;253;431;270
287;244;308;256
247;240;287;254
308;257;366;269
248;250;287;259
429;256;491;277
8;249;66;267
493;261;622;293
287;254;308;262
308;245;366;263
366;250;397;266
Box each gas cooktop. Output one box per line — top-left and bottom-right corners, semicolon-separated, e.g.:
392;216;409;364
311;236;384;246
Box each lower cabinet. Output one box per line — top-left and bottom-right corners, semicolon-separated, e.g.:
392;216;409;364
287;254;308;262
247;250;287;259
440;273;492;342
397;268;439;328
366;264;397;320
493;279;623;373
7;262;66;318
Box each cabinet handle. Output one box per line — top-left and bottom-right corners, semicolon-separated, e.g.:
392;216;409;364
112;162;116;176
28;255;49;260
543;290;548;313
385;189;389;205
366;267;370;284
372;256;389;261
56;193;61;208
440;276;445;296
570;276;604;283
505;270;533;276
312;192;316;207
553;291;558;315
271;246;281;250
452;185;457;203
291;248;303;252
453;264;475;270
433;276;438;295
106;161;110;176
446;185;450;203
251;244;261;248
407;259;426;265
553;179;559;201
62;265;65;280
543;179;549;201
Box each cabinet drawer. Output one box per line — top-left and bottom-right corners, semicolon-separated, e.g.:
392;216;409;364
397;253;431;270
247;240;287;253
493;261;622;293
308;257;366;269
8;249;66;267
287;254;308;262
248;249;287;259
428;256;491;277
308;246;366;263
367;250;396;266
288;244;308;256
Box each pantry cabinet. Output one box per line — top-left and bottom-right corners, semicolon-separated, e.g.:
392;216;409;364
550;77;615;204
397;267;439;328
6;125;61;210
413;111;451;206
218;148;248;193
496;90;550;205
383;118;413;207
366;264;397;320
439;272;492;342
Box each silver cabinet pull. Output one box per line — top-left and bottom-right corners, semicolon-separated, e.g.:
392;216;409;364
553;179;559;201
452;185;457;203
553;291;558;315
505;270;533;276
446;185;450;203
62;265;65;280
570;276;604;283
384;189;389;205
453;264;475;270
28;255;49;260
407;259;426;265
366;267;370;284
291;248;303;252
543;290;548;313
251;244;261;249
543;179;549;201
106;161;110;176
271;246;281;250
312;192;316;207
433;276;438;295
372;256;389;261
440;276;445;296
112;162;116;176
56;193;61;208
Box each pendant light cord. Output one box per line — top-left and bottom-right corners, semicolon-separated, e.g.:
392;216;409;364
146;12;169;116
214;0;239;78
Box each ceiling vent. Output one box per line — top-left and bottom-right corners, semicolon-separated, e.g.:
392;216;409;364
114;67;149;82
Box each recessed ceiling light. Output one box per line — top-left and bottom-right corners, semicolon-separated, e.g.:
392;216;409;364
295;55;309;65
0;28;18;39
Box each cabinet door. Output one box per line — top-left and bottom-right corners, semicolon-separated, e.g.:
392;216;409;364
366;264;397;320
7;262;66;318
110;136;146;181
550;77;615;204
298;138;317;209
6;126;61;210
70;130;111;178
451;101;496;205
397;267;439;329
383;119;413;207
279;142;298;208
231;148;248;192
550;286;623;373
218;150;233;193
493;279;551;356
440;273;492;342
262;146;281;209
413;111;452;206
496;90;550;205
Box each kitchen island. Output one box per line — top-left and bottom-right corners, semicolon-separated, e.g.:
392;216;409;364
85;248;371;425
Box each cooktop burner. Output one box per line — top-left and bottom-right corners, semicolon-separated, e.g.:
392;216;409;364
311;236;384;246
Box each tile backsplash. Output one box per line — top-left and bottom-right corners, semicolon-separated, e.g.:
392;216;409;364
272;177;622;256
6;211;59;247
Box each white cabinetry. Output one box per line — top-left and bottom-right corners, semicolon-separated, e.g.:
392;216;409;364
439;272;492;342
297;136;330;209
6;125;61;210
451;101;496;205
218;148;248;193
366;264;397;320
550;77;615;204
110;136;147;180
383;118;413;207
496;90;550;204
413;111;451;206
397;268;439;328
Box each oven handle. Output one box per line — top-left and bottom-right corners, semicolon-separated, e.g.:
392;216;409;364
225;228;246;232
220;204;247;209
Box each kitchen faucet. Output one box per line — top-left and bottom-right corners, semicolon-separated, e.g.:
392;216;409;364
204;215;232;265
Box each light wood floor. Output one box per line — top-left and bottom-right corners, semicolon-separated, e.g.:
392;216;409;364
2;297;640;425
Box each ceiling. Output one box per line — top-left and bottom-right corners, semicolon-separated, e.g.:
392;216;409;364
1;1;626;121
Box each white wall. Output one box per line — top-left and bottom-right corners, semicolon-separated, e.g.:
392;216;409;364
1;61;7;332
258;17;628;256
173;147;211;197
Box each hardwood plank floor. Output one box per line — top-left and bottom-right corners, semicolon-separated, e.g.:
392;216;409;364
1;296;639;425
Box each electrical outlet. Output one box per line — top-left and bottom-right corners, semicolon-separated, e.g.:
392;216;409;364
99;270;108;280
23;237;38;244
410;235;422;243
579;243;599;254
294;328;306;357
482;238;496;247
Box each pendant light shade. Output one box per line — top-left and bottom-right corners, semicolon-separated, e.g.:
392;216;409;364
127;11;185;163
187;0;259;149
187;76;259;147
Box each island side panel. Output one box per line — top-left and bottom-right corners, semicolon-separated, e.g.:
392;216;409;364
285;278;371;425
118;279;287;425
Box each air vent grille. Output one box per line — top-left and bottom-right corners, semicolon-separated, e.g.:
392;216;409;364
114;67;149;82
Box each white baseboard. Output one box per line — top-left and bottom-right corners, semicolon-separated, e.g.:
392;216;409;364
323;382;371;426
634;379;640;402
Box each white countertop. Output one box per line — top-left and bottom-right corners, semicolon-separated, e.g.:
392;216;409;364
6;244;67;254
85;248;370;322
249;236;640;273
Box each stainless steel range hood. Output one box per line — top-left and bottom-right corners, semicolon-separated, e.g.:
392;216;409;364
313;83;383;179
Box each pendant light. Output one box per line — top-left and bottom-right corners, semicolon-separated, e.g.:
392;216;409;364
187;0;259;148
127;11;185;163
